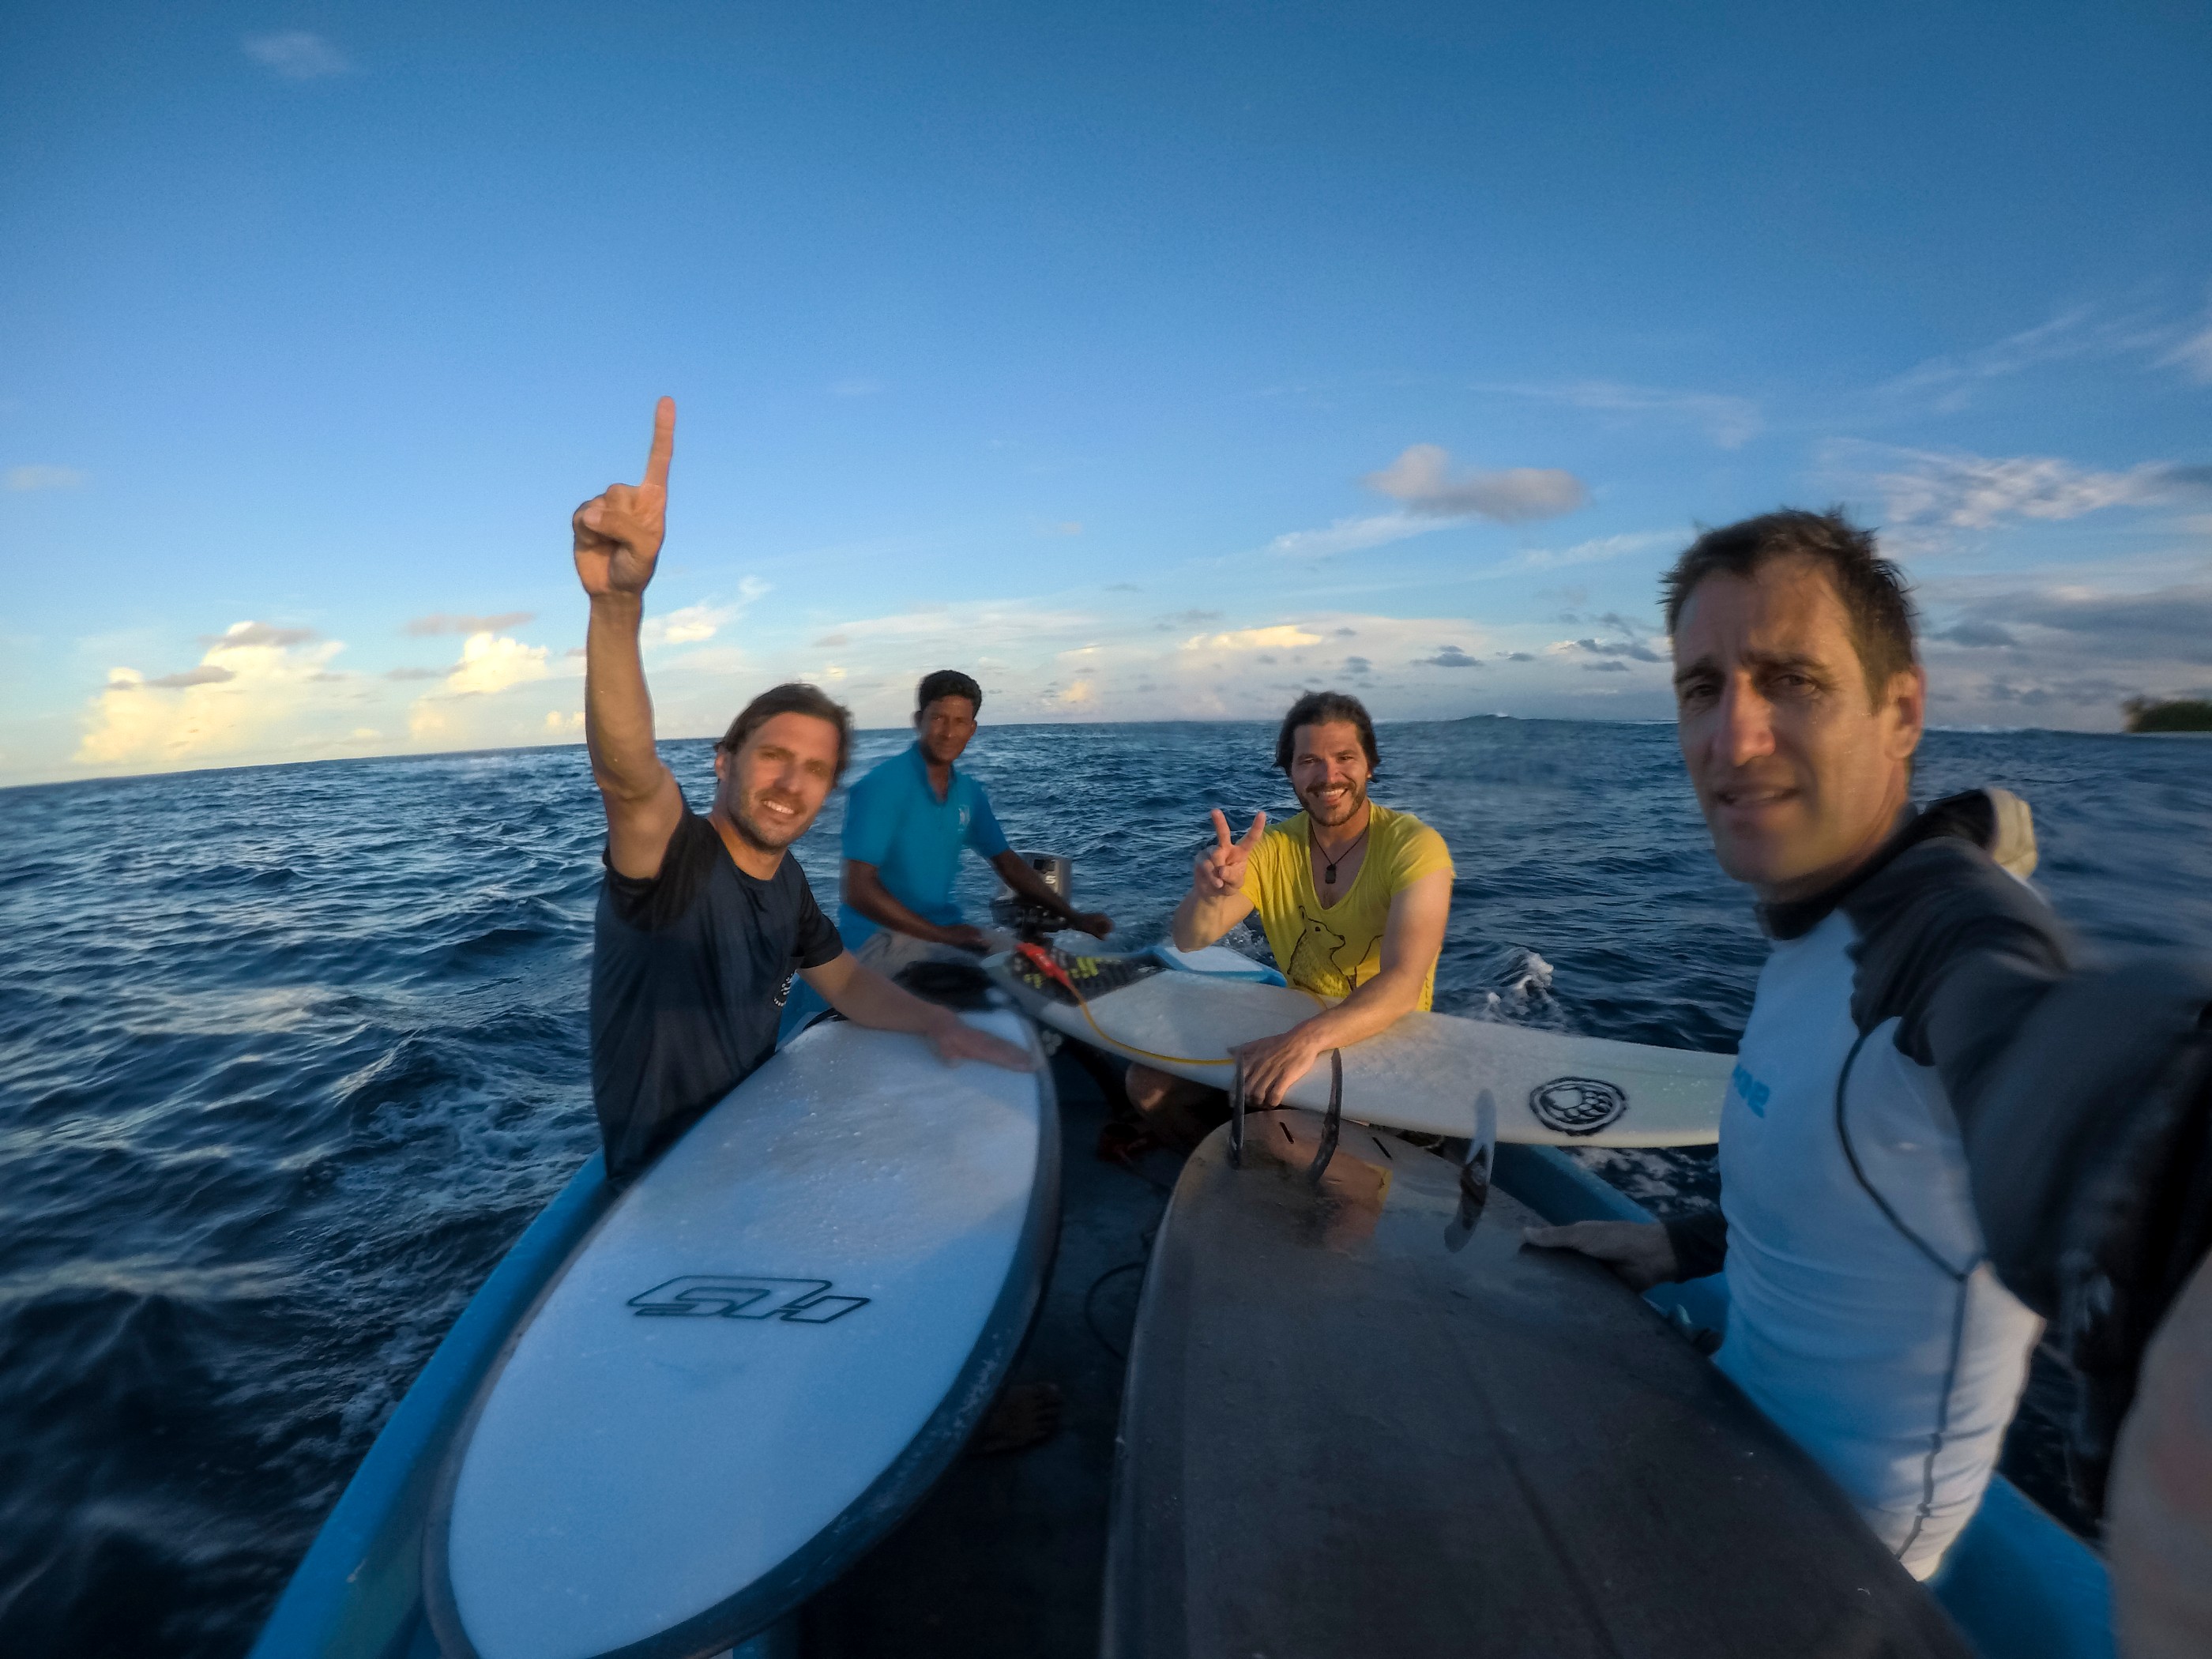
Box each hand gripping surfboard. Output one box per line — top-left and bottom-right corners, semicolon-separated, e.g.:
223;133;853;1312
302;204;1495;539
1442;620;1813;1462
988;946;1729;1147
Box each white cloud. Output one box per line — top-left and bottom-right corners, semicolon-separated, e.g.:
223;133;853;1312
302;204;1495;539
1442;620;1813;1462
66;614;611;779
1269;445;1587;559
442;632;550;698
145;665;236;689
1183;625;1324;653
406;610;533;637
638;580;771;649
1484;381;1762;449
2162;321;2212;385
5;465;86;491
201;621;317;648
1878;303;2212;407
1363;445;1586;522
1884;308;2112;401
49;595;1704;780
1548;633;1665;664
1270;512;1437;558
641;603;734;648
77;627;351;769
243;31;351;81
1831;442;2212;531
1493;530;1680;574
405;632;551;738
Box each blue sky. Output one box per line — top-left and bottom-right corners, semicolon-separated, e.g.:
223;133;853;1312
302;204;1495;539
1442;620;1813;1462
4;0;2209;784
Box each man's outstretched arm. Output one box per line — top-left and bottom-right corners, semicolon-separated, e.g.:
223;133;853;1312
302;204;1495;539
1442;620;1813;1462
843;860;991;951
577;399;685;880
988;849;1114;939
800;951;1036;1071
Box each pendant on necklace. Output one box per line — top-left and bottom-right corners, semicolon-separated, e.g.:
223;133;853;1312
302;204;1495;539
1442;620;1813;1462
1324;863;1337;884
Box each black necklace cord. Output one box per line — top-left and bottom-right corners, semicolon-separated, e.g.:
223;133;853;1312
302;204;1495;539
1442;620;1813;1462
1315;818;1371;886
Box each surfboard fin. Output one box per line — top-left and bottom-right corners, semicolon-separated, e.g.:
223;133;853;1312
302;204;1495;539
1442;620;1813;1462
1228;1059;1246;1168
1446;1089;1498;1252
1304;1051;1345;1187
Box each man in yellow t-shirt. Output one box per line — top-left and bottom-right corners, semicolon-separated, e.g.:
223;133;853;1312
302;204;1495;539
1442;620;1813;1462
1127;690;1454;1145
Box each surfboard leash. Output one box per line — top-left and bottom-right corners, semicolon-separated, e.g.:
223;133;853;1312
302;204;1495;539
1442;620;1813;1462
1012;942;1238;1069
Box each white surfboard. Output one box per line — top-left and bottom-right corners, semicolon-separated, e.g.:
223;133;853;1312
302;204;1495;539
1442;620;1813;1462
991;947;1729;1147
424;1009;1054;1659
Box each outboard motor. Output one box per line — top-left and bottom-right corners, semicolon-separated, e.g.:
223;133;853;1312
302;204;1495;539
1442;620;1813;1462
991;852;1074;944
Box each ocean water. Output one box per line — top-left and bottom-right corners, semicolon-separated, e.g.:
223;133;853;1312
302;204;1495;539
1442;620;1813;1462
2;717;2208;1656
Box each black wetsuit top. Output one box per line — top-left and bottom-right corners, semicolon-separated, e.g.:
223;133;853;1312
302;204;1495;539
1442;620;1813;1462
589;805;844;1181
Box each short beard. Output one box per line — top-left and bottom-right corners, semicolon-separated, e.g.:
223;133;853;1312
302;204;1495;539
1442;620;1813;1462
729;791;812;852
1300;777;1367;829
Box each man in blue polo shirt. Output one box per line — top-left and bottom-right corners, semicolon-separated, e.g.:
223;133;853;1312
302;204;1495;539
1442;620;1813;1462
841;669;1114;972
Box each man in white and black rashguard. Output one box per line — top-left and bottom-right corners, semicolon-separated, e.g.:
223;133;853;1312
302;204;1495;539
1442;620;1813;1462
1530;510;2212;1635
1526;510;2054;1580
573;399;1033;1183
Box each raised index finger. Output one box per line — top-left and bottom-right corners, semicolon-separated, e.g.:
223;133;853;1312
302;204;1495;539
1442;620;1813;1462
1209;807;1232;850
641;397;675;489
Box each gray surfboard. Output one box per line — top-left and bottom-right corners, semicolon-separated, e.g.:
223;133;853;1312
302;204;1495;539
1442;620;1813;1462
1105;1110;1976;1659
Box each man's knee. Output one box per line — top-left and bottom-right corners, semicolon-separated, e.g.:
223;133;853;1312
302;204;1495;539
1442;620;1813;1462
1125;1063;1172;1112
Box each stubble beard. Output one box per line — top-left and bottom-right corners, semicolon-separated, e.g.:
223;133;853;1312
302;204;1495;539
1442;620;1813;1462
1301;777;1368;831
731;788;814;852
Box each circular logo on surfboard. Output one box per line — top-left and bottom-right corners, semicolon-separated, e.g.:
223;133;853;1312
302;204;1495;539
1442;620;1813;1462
1528;1077;1627;1137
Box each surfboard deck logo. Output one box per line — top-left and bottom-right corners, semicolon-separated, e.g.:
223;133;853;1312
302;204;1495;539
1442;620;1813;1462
1004;946;1167;1006
628;1275;869;1323
1528;1077;1629;1137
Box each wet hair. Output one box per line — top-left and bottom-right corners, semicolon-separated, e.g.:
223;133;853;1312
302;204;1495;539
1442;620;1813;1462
1274;690;1379;774
1660;509;1919;705
916;669;983;716
717;682;853;781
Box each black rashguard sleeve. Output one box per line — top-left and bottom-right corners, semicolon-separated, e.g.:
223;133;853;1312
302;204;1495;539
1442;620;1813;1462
1843;817;2212;1514
1664;1212;1729;1281
792;871;845;971
601;807;720;932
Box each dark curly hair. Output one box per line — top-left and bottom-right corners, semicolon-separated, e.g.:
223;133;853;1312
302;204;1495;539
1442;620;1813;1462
1274;690;1379;773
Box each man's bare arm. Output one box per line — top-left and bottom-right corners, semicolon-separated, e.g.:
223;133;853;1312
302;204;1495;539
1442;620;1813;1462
799;950;1036;1070
843;860;986;950
577;400;684;879
1521;1221;1681;1291
989;849;1114;939
1233;868;1452;1106
1170;808;1266;950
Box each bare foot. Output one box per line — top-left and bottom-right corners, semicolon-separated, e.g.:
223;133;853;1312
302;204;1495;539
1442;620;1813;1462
968;1381;1063;1456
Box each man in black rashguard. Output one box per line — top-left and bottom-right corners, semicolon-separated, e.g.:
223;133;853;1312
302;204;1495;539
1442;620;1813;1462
573;398;1032;1182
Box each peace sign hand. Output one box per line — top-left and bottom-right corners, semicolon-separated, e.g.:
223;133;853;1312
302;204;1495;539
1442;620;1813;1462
574;397;675;598
1193;807;1267;900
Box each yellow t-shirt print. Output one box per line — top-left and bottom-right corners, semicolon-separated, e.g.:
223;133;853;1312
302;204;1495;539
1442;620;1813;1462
1238;803;1454;1010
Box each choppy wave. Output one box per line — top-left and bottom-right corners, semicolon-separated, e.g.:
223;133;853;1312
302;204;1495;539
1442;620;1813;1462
2;719;2206;1653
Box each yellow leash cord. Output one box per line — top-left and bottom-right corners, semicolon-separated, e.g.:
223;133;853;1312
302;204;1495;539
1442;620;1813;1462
1025;947;1324;1069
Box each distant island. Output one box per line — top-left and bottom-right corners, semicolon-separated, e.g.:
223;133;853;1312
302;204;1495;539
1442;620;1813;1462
2124;697;2212;734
